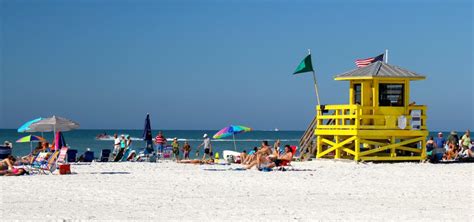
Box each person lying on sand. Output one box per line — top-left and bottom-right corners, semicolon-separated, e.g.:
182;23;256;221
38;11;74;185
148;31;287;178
0;168;28;176
178;159;214;165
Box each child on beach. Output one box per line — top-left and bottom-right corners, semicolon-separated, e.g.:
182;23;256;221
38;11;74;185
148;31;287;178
172;138;180;161
182;141;191;160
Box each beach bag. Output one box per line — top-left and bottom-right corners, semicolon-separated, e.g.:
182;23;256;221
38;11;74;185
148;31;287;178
227;155;235;163
149;154;157;162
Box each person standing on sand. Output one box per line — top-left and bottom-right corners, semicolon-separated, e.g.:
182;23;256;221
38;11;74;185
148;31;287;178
112;133;121;159
182;141;191;160
172;137;180;161
154;131;167;155
197;134;212;160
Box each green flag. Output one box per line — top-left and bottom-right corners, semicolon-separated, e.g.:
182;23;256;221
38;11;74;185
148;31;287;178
293;54;314;74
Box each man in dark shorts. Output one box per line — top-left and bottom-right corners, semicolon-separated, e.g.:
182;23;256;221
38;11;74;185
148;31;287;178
198;134;212;160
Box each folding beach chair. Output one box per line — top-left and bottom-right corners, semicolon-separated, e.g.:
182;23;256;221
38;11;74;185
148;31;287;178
83;151;94;162
277;146;298;171
67;149;78;162
99;149;111;162
30;151;59;175
57;147;69;164
0;146;12;159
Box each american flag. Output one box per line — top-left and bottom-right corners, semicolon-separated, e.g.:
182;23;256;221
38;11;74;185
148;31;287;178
355;54;384;67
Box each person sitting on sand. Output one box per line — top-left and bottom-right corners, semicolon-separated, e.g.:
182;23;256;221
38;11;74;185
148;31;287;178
182;141;191;160
0;155;16;171
244;147;259;164
426;137;435;158
245;141;273;169
239;150;247;163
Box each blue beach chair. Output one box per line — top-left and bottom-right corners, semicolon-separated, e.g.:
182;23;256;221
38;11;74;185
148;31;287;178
0;146;12;159
67;149;78;162
100;149;111;162
84;151;94;162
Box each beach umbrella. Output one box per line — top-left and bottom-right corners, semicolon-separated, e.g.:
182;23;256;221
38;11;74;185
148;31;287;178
17;117;43;133
16;135;46;153
213;125;252;151
27;115;80;134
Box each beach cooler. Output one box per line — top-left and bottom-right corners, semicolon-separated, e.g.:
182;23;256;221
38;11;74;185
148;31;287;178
59;163;71;175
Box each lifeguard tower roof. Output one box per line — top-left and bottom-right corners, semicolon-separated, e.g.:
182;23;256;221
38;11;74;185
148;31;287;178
334;61;425;81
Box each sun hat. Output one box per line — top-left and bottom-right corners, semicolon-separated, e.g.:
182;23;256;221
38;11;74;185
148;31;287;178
450;131;457;135
203;134;208;138
174;137;178;140
438;132;443;135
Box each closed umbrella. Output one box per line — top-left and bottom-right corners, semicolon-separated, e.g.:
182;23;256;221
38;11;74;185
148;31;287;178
54;131;67;151
213;125;252;151
142;113;153;153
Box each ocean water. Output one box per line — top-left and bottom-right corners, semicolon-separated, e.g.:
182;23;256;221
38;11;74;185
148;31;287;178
0;129;460;158
0;129;303;157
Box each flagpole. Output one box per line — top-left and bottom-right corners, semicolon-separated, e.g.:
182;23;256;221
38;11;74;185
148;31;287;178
385;49;389;63
308;49;321;106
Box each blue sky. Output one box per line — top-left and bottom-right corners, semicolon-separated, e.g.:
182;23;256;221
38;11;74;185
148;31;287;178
0;0;472;130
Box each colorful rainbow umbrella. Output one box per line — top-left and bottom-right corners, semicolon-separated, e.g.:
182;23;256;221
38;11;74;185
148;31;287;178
213;125;252;151
16;135;46;153
16;135;46;143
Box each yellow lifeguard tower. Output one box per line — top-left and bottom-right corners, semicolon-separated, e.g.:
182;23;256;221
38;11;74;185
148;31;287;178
313;61;428;161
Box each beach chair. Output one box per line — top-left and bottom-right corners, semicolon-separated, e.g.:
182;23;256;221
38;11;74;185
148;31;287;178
30;151;59;175
83;151;94;162
99;149;111;162
57;147;69;164
0;146;12;159
277;146;298;171
67;149;78;162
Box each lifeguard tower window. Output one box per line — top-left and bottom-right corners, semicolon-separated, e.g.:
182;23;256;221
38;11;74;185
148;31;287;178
353;84;362;104
379;84;404;107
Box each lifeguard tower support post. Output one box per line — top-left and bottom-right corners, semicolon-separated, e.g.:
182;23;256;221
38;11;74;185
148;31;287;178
315;61;428;161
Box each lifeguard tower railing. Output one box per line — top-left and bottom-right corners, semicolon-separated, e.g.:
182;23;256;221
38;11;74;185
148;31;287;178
315;104;428;161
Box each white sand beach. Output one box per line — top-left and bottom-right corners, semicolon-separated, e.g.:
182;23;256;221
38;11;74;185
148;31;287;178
1;160;473;221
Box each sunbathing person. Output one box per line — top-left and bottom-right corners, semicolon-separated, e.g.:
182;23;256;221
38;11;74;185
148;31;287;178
239;150;247;163
267;145;294;168
245;141;273;169
0;155;16;170
0;168;28;176
178;159;214;164
242;147;258;165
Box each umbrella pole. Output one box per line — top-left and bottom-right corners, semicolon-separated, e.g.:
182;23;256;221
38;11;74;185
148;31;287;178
233;134;237;151
30;142;33;154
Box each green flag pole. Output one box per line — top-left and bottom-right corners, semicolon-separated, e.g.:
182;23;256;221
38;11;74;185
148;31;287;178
308;49;321;106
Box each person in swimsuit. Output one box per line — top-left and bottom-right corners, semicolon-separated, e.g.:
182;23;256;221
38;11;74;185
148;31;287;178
268;145;294;168
182;141;191;160
172;138;180;161
245;141;272;169
178;159;214;164
0;155;16;171
197;134;212;160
